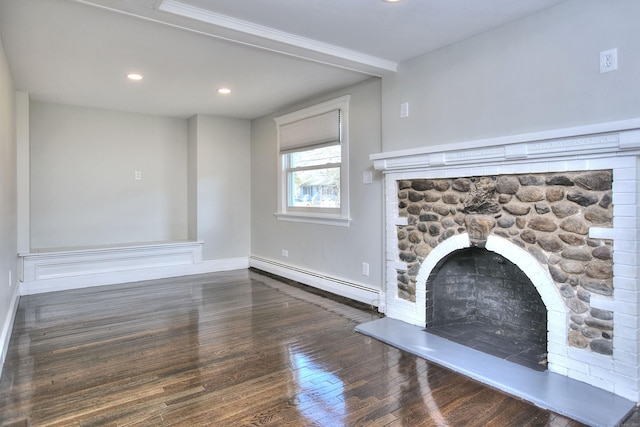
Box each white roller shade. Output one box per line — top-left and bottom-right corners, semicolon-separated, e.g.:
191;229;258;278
279;109;341;154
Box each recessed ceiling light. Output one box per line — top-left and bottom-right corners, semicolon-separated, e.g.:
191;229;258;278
217;88;231;94
127;73;143;81
383;0;403;2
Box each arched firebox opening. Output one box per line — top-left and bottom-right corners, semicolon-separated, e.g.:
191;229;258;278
425;247;548;371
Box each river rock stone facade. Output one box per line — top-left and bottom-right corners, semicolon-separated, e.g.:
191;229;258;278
396;170;614;355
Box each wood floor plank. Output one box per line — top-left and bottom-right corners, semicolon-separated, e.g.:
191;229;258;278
0;269;628;426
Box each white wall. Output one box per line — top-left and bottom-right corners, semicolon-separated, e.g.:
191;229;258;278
0;34;18;370
187;116;198;241
29;102;188;249
381;0;640;152
15;92;29;254
190;115;251;261
251;78;383;294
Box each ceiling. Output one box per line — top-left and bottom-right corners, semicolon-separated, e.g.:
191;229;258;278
0;0;570;119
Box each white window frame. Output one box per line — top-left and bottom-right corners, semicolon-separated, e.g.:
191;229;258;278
274;95;350;227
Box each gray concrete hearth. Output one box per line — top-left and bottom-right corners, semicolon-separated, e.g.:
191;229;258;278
356;317;636;427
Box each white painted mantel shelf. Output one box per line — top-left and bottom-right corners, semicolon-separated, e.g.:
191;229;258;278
371;117;640;172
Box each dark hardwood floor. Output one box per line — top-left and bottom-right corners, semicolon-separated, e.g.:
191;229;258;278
0;269;633;426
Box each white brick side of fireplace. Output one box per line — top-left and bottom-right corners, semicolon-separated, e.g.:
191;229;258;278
371;118;640;401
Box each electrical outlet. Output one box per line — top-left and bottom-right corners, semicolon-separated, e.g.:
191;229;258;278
362;262;370;277
281;249;288;257
600;48;618;73
134;170;142;180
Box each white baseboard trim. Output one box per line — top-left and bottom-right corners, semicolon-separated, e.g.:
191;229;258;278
249;256;380;307
0;284;20;376
20;256;250;296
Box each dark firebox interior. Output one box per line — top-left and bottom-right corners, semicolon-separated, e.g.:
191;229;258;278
426;247;548;371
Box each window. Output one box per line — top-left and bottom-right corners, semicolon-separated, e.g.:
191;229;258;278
274;96;350;226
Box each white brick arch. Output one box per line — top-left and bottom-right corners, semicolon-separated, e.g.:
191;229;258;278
415;233;567;374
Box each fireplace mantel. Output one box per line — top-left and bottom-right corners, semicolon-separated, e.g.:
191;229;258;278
371;118;640;172
371;118;640;402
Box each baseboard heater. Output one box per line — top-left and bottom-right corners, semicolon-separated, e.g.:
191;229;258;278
249;256;380;307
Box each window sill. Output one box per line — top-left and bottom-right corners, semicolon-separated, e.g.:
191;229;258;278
274;212;351;227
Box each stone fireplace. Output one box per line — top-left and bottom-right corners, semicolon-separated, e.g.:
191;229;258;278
371;118;640;402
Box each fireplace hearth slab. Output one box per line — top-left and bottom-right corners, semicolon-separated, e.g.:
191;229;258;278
355;317;636;427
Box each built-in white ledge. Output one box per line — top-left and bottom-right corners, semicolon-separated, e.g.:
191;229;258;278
19;241;205;295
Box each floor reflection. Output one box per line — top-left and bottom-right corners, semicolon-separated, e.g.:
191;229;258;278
397;352;448;426
288;348;346;426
